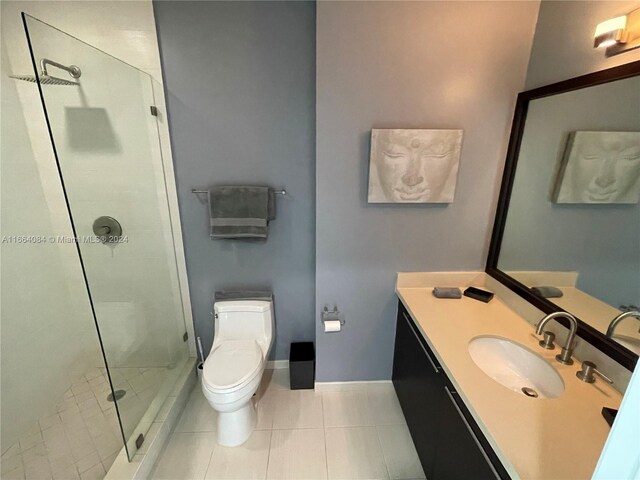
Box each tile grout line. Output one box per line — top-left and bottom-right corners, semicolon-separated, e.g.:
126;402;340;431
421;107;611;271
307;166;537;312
321;393;329;480
365;386;375;428
201;434;217;480
375;425;393;480
263;428;274;480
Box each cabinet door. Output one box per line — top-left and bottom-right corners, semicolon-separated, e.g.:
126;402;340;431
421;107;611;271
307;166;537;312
392;303;442;478
432;385;502;480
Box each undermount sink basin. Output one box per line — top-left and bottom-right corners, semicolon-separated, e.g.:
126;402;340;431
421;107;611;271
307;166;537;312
468;336;565;399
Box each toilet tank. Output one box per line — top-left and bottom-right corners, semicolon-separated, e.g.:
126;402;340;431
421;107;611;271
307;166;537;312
213;300;274;344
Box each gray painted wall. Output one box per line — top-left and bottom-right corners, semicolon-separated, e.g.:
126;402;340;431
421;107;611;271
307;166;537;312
499;77;640;308
315;1;540;381
525;0;640;89
154;1;316;360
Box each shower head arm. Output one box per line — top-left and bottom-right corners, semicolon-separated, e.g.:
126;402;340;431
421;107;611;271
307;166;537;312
40;58;81;79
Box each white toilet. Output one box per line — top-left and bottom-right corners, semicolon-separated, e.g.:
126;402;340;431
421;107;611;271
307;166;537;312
201;299;274;446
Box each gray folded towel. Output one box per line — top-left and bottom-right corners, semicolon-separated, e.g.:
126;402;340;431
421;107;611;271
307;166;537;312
208;186;275;239
214;290;273;301
531;286;564;298
433;287;462;299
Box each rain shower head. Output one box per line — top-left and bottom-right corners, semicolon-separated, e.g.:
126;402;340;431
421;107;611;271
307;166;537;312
9;58;81;86
9;74;79;85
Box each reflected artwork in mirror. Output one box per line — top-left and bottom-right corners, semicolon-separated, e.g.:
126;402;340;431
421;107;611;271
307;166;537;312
487;61;640;370
553;131;640;204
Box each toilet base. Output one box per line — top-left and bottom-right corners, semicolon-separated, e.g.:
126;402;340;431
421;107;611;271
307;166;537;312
216;400;256;447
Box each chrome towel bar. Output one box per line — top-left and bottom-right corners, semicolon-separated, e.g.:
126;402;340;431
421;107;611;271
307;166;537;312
191;188;286;196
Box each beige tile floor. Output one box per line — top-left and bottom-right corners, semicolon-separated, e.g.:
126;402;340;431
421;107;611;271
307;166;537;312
151;369;426;480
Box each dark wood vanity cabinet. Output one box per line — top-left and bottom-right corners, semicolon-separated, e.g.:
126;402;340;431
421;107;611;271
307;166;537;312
392;303;442;477
392;301;509;480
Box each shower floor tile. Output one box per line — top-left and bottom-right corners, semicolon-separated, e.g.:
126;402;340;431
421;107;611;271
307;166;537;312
1;365;169;480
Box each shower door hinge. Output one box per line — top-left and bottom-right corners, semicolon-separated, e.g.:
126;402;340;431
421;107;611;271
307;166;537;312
150;106;158;116
183;332;189;342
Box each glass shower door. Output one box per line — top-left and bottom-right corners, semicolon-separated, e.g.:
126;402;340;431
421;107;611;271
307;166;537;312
22;14;189;459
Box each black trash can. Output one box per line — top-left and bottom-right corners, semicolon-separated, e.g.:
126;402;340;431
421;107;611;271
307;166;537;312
289;342;315;389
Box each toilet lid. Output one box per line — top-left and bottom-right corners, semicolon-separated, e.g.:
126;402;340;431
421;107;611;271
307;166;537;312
203;341;263;391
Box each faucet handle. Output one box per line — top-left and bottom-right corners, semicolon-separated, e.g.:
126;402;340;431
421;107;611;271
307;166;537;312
576;361;613;384
539;331;556;350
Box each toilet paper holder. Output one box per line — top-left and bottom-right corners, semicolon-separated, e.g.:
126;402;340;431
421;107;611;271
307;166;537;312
321;305;345;325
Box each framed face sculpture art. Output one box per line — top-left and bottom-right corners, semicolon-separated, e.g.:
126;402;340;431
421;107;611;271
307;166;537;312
367;129;464;203
553;131;640;204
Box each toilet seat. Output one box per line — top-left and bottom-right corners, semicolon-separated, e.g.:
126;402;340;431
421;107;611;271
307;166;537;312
203;341;263;393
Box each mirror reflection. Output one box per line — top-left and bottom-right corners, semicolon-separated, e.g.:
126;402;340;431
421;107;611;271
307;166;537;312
497;75;640;355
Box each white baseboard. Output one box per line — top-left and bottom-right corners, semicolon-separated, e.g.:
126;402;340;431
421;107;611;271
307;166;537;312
266;360;289;369
314;380;392;392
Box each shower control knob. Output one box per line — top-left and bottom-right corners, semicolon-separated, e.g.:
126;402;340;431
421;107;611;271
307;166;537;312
93;216;122;244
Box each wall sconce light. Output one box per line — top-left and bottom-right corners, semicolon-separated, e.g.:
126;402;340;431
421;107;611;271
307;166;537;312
593;8;640;57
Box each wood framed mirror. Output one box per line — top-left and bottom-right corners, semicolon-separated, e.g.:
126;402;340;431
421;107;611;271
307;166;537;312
487;60;640;371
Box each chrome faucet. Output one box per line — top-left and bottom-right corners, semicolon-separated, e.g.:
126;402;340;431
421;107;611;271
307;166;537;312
536;312;578;365
606;311;640;338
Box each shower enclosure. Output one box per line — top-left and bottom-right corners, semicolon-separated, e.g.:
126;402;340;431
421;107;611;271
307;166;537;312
1;13;191;476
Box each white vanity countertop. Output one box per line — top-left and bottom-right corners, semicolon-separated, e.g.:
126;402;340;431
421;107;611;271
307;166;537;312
396;272;623;480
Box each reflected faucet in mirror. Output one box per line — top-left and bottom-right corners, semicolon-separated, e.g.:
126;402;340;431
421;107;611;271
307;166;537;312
606;311;640;338
536;312;578;365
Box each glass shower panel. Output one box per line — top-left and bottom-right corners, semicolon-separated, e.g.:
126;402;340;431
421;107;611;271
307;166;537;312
23;14;189;459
